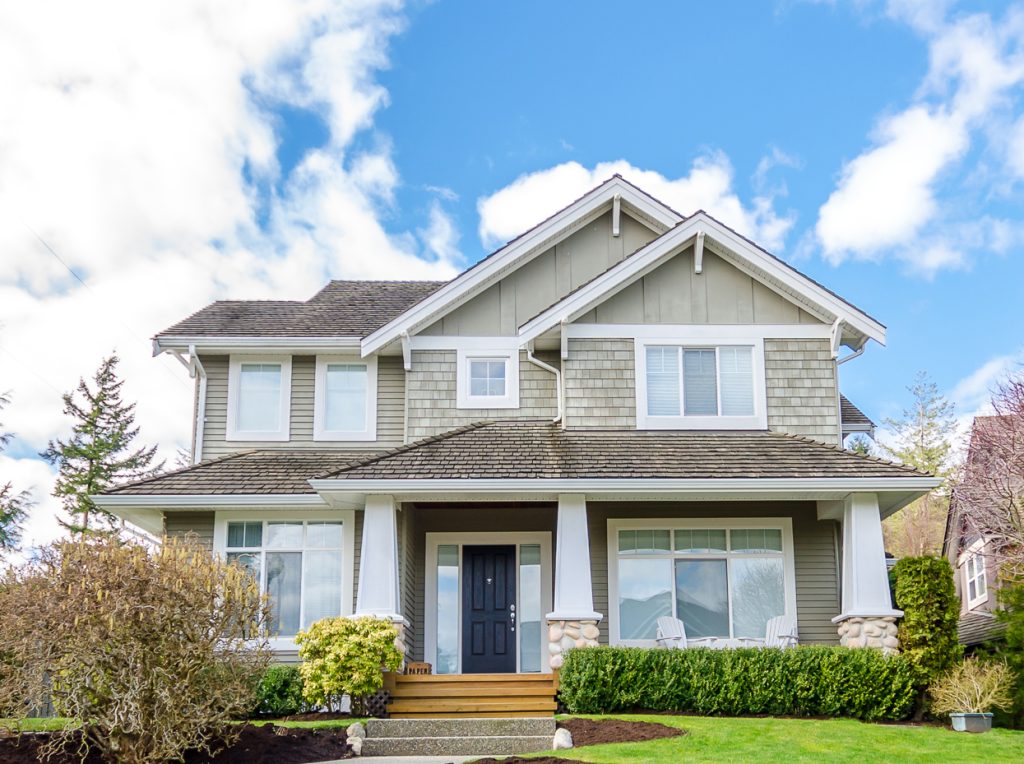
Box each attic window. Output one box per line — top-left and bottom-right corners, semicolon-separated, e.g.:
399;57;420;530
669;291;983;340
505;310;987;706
456;348;519;409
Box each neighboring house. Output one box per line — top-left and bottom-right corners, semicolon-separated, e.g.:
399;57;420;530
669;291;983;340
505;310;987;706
95;175;937;676
945;416;1010;649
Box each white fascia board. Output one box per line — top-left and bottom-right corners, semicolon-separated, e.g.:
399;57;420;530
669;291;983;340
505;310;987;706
518;215;886;347
359;178;683;357
155;336;362;355
93;494;327;508
565;323;834;340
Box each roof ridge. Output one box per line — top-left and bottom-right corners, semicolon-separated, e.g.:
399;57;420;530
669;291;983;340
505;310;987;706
768;430;929;476
315;420;496;479
104;449;262;494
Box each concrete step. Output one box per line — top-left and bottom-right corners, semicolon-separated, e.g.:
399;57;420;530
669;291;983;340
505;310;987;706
366;717;555;738
361;735;554;757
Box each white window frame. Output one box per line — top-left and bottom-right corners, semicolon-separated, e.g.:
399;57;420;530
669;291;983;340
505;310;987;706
606;517;796;647
634;338;767;430
212;510;355;650
424;532;551;674
313;355;378;441
226;355;292;441
455;348;520;409
962;539;989;611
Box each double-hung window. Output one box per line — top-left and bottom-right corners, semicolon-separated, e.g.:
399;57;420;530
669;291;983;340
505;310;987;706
611;521;794;644
224;519;348;638
456;348;519;409
964;545;988;610
314;356;377;441
636;340;764;429
226;356;291;441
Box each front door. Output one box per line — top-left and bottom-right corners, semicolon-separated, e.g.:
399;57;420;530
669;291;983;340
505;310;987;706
462;545;516;673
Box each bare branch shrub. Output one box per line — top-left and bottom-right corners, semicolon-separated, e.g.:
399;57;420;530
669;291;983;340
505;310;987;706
929;657;1014;715
954;374;1024;570
0;535;271;763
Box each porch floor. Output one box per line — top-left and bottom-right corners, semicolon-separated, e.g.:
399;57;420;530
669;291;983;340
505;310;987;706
384;672;558;718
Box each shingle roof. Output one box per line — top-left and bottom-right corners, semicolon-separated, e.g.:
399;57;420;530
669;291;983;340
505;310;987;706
156;280;447;339
840;395;875;432
104;449;383;495
318;421;928;481
959;611;1007;646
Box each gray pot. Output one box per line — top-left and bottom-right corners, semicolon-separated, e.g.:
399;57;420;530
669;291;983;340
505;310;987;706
950;712;993;733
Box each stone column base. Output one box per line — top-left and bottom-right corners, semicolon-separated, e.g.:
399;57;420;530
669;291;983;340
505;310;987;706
836;616;900;655
547;619;600;670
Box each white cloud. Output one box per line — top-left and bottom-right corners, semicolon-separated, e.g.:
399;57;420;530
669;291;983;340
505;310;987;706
814;5;1024;275
0;0;461;555
947;350;1024;450
477;154;795;253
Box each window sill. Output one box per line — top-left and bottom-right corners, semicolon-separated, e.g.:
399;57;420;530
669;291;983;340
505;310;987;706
225;431;290;442
637;416;766;430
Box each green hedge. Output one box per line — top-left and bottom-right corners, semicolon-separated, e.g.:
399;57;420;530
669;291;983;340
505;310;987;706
891;556;961;682
558;646;919;721
253;665;306;717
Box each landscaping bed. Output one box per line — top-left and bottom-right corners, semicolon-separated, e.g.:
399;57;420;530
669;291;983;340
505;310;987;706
0;723;352;764
559;717;684;745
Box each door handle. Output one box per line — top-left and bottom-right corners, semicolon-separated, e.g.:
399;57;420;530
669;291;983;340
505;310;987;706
510;603;515;631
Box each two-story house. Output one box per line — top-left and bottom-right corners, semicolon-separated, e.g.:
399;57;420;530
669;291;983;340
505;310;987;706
95;176;937;695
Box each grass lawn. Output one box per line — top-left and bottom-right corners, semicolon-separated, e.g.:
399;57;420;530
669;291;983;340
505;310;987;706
247;717;364;730
0;718;77;732
541;715;1024;763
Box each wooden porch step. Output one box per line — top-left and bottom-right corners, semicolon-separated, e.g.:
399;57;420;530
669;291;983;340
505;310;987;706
385;672;557;718
388;711;553;719
388;699;557;713
391;685;555;698
393;672;556;683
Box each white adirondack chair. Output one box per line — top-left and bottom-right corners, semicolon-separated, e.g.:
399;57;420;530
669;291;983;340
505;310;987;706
655;616;687;648
763;614;799;649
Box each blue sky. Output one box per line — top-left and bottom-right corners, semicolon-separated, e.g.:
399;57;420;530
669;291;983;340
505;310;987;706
1;0;1023;548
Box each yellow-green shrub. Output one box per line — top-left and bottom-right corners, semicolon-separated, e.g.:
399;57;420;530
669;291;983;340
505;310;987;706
295;616;402;715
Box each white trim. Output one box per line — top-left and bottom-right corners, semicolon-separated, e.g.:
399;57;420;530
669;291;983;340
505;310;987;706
212;509;355;652
313;355;378;442
226;355;292;442
634;338;767;430
455;348;520;409
961;539;989;611
606;517;796;648
408;335;524;351
360;177;683;357
156;337;361;354
424;531;552;675
518;214;886;348
565;323;833;340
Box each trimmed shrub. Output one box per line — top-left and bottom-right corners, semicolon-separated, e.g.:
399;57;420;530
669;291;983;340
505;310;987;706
295;616;402;716
891;556;962;681
255;665;306;717
558;646;919;721
992;577;1024;727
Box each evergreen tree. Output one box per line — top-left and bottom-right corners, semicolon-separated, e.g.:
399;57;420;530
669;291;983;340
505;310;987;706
40;354;162;534
0;393;32;552
847;434;874;456
879;371;957;557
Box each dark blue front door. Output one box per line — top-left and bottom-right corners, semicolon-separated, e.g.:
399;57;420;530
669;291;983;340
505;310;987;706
462;545;516;673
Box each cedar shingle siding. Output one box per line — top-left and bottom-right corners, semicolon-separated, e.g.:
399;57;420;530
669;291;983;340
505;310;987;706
765;338;841;445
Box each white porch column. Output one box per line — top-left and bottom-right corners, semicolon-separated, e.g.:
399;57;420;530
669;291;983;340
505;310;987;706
546;494;602;670
832;492;902;654
355;494;407;659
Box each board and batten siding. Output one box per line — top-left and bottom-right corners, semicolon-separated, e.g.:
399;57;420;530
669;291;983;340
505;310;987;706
764;338;840;445
406;350;559;440
587;502;841;646
199;354;405;459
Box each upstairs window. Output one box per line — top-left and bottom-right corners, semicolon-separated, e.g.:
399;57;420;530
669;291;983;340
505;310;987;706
456;348;519;409
226;356;291;441
636;340;764;430
965;547;988;610
314;356;377;441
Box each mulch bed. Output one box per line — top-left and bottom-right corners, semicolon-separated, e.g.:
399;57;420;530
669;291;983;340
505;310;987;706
559;717;684;746
0;724;352;764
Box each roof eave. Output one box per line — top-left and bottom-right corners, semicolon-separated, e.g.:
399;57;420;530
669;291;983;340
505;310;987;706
154;336;363;354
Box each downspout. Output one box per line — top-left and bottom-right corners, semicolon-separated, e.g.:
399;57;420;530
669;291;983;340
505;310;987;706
526;341;563;426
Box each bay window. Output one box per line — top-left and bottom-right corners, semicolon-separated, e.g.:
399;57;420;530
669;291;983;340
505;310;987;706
219;516;353;640
635;340;764;429
610;520;795;645
226;355;291;441
314;356;377;441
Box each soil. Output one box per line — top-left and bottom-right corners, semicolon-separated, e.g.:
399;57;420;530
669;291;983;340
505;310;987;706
0;723;352;764
559;717;685;746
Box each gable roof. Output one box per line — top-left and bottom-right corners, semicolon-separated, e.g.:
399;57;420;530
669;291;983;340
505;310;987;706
517;210;886;349
360;175;685;355
154;280;446;348
840;395;876;436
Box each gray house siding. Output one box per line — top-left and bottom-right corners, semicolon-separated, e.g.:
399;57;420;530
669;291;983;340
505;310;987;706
421;211;658;337
199;354;406;459
764;339;840;445
563;339;636;429
406;350;559;440
586;502;841;646
164;511;215;549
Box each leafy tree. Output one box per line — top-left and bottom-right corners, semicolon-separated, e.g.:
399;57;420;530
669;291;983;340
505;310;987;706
40;354;161;534
880;372;957;557
0;393;31;553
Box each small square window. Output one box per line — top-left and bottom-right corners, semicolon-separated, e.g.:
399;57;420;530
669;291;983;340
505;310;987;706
469;360;507;397
457;349;519;409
